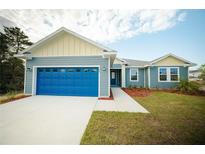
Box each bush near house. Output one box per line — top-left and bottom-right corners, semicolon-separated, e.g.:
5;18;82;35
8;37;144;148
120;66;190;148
177;80;200;95
199;64;205;82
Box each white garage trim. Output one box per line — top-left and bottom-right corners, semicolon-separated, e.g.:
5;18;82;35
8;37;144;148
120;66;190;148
32;65;101;97
24;60;27;94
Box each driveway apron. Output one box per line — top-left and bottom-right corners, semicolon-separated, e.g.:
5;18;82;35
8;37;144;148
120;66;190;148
0;96;96;144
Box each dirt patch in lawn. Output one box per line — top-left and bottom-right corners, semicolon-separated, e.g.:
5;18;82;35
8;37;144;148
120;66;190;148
122;88;151;97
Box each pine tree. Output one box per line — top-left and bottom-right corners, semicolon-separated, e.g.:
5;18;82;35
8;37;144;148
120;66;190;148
3;26;33;55
0;32;10;93
0;27;33;93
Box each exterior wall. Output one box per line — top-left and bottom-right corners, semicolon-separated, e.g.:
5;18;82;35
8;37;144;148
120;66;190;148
25;56;109;97
125;68;145;88
150;66;189;89
153;56;187;66
111;64;122;69
31;32;103;56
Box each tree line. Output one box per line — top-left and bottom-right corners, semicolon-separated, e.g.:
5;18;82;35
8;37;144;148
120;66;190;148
0;26;32;94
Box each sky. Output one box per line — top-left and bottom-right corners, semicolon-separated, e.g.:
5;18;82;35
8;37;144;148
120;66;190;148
0;9;204;69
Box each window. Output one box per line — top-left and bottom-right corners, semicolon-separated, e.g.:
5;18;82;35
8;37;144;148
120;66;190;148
76;68;81;72
130;69;138;81
45;69;51;72
83;68;89;72
53;69;58;72
91;68;97;72
158;67;179;82
60;68;66;72
159;68;167;81
39;69;44;72
170;68;179;81
111;72;115;79
67;68;75;72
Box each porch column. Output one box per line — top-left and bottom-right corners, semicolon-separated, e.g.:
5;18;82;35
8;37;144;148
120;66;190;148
121;64;126;87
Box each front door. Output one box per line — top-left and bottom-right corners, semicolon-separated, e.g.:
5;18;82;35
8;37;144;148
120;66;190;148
110;69;121;87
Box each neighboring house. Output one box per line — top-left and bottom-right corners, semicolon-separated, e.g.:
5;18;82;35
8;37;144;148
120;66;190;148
189;69;201;81
16;27;196;98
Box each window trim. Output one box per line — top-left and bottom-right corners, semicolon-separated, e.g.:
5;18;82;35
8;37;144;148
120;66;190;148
170;67;180;82
130;68;139;82
158;67;180;82
158;67;168;82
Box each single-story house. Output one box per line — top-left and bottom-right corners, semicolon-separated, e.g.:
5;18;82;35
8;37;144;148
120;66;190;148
189;69;201;81
16;27;196;98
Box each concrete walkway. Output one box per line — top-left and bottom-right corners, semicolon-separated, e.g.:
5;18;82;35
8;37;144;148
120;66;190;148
94;88;149;113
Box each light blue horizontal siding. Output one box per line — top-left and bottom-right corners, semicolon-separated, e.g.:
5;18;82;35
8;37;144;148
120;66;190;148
150;66;189;89
111;64;122;69
125;68;145;88
25;56;109;97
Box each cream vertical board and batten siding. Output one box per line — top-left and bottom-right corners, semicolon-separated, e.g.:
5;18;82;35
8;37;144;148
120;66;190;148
153;56;188;66
113;58;124;64
30;32;103;57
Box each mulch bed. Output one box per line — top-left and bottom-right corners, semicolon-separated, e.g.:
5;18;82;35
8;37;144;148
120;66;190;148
0;95;31;104
152;89;205;96
122;88;151;97
98;89;114;100
122;88;205;97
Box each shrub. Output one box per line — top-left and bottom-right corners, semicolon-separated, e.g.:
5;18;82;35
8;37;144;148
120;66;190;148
177;80;200;94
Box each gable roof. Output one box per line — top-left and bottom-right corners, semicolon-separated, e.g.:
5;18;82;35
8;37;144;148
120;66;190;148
121;53;196;67
114;57;127;64
189;69;200;73
123;58;151;67
20;27;116;54
151;53;196;66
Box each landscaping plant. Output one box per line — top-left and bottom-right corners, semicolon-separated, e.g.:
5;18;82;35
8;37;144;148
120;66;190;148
177;80;200;94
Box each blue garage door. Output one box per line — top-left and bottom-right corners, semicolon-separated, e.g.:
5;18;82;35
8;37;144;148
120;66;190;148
36;67;98;97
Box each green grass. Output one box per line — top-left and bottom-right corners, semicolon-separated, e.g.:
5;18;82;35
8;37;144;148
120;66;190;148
81;92;205;144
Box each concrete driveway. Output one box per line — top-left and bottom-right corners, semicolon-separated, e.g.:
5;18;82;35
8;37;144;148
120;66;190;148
0;96;97;145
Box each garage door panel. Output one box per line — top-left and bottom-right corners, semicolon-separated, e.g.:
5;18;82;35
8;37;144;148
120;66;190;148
36;67;98;97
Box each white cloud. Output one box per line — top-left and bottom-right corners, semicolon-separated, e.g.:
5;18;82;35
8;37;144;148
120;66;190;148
0;10;186;43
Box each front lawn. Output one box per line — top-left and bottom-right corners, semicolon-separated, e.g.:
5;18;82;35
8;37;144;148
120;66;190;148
81;92;205;144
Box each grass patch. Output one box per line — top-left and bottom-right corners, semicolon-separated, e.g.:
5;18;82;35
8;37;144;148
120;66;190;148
81;92;205;144
0;91;28;104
